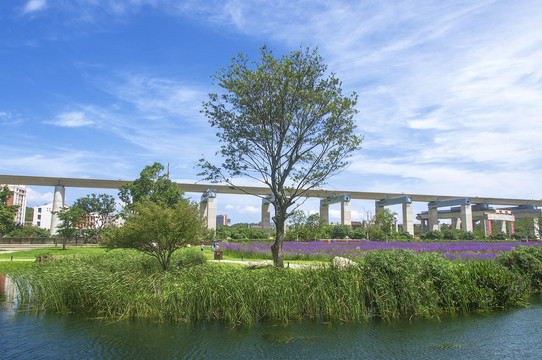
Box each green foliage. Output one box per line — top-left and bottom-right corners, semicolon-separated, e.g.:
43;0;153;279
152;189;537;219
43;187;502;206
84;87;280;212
176;249;208;269
368;227;386;241
215;224;269;240
72;193;118;241
54;207;85;250
399;231;413;240
498;246;542;290
102;201;208;271
16;249;530;325
199;46;362;266
119;162;183;215
0;185;18;236
420;230;441;240
352;227;367;240
489;232;507;240
374;209;397;236
7;224;50;238
329;224;353;239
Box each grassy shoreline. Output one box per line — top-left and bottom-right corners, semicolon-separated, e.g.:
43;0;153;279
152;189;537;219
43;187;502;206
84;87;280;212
8;246;541;325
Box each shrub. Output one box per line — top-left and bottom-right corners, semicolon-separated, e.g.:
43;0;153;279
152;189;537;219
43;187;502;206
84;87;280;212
489;232;507;240
368;227;385;241
497;246;542;290
330;225;353;239
175;249;207;269
420;230;440;240
352;227;366;240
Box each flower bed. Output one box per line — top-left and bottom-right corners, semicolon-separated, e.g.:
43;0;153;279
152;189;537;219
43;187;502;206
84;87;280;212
221;240;542;260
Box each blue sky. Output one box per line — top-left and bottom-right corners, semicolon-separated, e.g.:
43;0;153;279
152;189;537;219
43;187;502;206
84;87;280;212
2;0;542;224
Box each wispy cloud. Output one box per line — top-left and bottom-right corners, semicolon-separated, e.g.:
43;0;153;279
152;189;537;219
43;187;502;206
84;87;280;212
45;111;94;127
23;0;47;14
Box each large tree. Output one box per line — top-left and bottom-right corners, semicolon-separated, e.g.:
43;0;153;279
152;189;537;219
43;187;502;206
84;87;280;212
119;162;183;215
102;200;207;271
0;185;18;236
199;46;362;266
72;193;118;241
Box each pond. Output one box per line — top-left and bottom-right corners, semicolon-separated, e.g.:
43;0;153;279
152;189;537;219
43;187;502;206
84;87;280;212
1;277;541;359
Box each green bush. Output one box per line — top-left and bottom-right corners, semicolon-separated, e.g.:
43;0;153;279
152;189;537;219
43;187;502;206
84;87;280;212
368;227;385;241
420;230;440;240
497;246;542;290
489;232;507;240
330;225;353;239
175;249;208;269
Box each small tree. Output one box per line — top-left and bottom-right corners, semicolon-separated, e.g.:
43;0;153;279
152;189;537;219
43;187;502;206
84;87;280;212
305;213;325;241
288;210;307;241
55;207;85;250
102;201;208;271
0;185;18;236
374;208;397;241
73;193;118;241
119;162;183;215
199;46;362;266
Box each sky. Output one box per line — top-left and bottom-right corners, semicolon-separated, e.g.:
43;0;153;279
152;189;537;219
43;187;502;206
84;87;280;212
2;0;542;224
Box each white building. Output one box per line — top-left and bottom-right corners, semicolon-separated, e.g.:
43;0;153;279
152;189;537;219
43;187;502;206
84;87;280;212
32;203;55;230
1;184;27;226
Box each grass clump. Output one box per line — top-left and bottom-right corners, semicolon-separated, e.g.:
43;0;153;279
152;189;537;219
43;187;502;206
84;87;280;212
13;248;533;325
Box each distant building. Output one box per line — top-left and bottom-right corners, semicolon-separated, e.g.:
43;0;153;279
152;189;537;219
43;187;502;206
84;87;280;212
1;184;27;226
32;203;58;230
216;214;229;226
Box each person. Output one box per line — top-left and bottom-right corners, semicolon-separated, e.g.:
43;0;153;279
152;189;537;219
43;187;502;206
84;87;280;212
201;243;204;252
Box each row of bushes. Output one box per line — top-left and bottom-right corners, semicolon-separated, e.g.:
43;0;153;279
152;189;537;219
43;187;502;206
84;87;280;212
13;246;542;324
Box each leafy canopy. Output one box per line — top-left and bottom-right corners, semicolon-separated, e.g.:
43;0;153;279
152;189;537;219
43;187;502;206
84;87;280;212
102;200;208;271
119;162;183;214
199;46;362;266
72;193;118;240
0;185;19;236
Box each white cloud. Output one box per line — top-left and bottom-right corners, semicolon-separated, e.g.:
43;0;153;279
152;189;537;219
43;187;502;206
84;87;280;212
47;111;94;127
23;0;47;13
26;187;53;206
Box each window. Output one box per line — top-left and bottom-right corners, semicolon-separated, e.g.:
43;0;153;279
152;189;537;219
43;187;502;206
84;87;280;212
37;221;41;227
37;214;41;220
38;208;42;213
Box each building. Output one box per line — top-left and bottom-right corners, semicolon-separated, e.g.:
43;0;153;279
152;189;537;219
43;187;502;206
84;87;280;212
216;214;229;226
33;203;56;230
1;184;27;226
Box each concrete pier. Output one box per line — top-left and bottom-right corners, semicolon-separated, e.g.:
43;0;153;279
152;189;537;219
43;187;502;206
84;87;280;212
320;194;351;226
200;189;217;230
50;185;65;235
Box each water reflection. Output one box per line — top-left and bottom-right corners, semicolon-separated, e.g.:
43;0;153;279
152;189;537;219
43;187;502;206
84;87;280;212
1;280;541;359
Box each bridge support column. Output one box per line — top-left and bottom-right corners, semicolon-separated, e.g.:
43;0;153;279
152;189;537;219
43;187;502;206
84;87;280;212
460;204;473;232
261;195;273;230
402;202;414;236
50;185;65;236
534;218;540;239
341;198;351;226
451;218;461;230
428;208;439;231
321;195;350;226
200;189;217;231
497;220;507;234
320;203;329;225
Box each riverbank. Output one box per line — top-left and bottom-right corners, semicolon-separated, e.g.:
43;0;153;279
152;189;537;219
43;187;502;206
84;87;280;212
12;246;540;324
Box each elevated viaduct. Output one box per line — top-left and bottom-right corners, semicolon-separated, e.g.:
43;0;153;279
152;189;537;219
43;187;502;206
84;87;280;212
1;174;541;237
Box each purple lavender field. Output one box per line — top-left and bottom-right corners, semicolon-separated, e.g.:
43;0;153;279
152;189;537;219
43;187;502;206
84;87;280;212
221;240;542;260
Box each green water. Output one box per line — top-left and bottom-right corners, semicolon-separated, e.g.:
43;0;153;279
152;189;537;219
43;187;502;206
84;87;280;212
1;294;542;359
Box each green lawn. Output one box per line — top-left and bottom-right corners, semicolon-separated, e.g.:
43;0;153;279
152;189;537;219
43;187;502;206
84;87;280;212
0;246;107;260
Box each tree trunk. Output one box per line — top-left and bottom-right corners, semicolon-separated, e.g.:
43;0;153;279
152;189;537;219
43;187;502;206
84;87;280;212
272;207;286;267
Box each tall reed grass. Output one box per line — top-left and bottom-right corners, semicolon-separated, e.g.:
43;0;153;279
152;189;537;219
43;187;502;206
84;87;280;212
13;248;533;324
